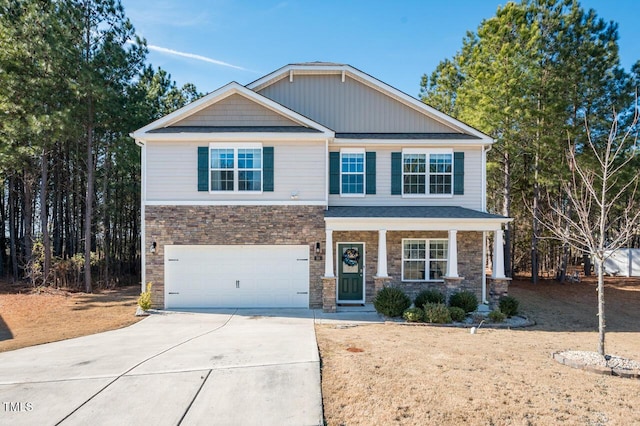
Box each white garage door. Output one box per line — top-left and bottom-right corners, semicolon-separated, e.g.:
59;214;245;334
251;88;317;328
164;245;310;309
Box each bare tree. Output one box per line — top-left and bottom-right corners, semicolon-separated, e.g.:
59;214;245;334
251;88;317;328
541;106;639;356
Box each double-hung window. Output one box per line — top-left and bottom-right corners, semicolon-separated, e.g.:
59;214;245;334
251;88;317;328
210;144;262;192
341;149;365;196
402;239;448;281
402;149;453;196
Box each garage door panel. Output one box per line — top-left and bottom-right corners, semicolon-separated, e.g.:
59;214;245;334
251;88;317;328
165;245;309;309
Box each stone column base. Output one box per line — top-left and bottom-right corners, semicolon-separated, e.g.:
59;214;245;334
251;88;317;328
443;276;465;304
488;277;512;309
322;277;337;313
373;276;392;299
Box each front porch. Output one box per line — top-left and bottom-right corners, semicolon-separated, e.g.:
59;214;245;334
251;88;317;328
321;206;512;313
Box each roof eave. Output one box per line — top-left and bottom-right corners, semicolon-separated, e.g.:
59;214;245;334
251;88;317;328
324;216;512;232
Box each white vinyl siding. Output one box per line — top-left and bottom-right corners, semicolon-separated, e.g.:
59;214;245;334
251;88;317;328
171;93;302;127
329;146;483;209
258;75;460;133
146;140;326;202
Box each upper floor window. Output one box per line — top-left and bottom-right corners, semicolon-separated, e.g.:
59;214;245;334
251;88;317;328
341;149;365;196
210;144;262;192
402;149;452;196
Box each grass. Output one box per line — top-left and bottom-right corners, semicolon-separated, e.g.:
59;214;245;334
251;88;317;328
316;277;640;425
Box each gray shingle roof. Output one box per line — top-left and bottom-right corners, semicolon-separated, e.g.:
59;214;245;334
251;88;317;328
149;126;322;133
325;206;507;220
335;133;480;140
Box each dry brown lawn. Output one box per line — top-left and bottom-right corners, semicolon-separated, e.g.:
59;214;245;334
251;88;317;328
0;282;142;352
316;277;640;426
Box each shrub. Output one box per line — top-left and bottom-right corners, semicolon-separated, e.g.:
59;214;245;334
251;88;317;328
137;282;153;311
423;303;452;324
414;289;445;307
499;296;519;317
448;306;467;322
373;287;411;317
488;309;506;323
448;291;479;313
402;307;424;322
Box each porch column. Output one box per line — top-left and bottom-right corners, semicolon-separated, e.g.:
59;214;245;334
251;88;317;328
446;229;459;278
324;228;335;277
376;229;389;277
493;229;506;278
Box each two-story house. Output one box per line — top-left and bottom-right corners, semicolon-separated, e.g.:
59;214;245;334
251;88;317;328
131;63;511;312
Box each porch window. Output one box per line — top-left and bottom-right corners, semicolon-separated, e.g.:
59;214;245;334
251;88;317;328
341;150;365;195
210;144;262;192
402;239;448;281
402;149;453;196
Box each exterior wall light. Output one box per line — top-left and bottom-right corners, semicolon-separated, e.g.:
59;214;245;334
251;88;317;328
150;241;157;254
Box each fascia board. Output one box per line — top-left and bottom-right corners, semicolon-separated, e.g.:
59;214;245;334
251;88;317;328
133;132;331;142
331;138;490;147
324;217;512;232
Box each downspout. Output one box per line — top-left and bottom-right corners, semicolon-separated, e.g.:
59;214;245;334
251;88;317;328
134;137;146;293
482;143;493;213
325;138;329;210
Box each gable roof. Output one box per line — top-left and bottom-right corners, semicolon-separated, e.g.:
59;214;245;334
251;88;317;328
130;81;334;141
247;63;493;143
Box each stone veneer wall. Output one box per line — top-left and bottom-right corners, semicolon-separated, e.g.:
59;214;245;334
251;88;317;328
145;205;326;309
332;231;484;304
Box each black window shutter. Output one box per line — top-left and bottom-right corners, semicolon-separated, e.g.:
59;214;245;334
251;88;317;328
366;151;376;194
329;152;340;194
453;152;464;195
263;147;274;192
391;152;402;195
197;146;209;191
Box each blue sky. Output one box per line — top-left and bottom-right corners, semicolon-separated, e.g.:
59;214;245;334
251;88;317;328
121;0;640;98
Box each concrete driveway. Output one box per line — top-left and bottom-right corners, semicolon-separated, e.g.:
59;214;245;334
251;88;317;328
0;310;323;426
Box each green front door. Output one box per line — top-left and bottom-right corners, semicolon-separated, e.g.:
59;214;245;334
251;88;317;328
338;243;364;302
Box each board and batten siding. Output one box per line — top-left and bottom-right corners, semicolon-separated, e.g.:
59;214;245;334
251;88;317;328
258;74;457;133
145;140;326;202
171;93;301;128
328;146;484;210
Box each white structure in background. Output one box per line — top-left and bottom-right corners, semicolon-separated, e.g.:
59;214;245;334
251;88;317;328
598;249;640;277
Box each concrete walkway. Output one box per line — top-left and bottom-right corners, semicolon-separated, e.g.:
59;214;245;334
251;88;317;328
0;309;338;426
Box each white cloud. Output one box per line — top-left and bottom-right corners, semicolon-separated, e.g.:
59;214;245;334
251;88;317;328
127;40;255;72
147;44;252;72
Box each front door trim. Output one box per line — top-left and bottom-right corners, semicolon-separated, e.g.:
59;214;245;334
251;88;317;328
336;242;365;303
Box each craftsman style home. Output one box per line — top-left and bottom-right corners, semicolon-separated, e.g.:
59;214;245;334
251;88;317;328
131;63;511;312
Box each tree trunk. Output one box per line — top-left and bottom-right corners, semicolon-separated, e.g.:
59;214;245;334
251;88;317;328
103;144;111;287
23;171;34;284
503;151;512;277
531;183;540;283
40;149;51;283
84;98;94;293
597;259;606;355
531;141;540;284
8;176;18;281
